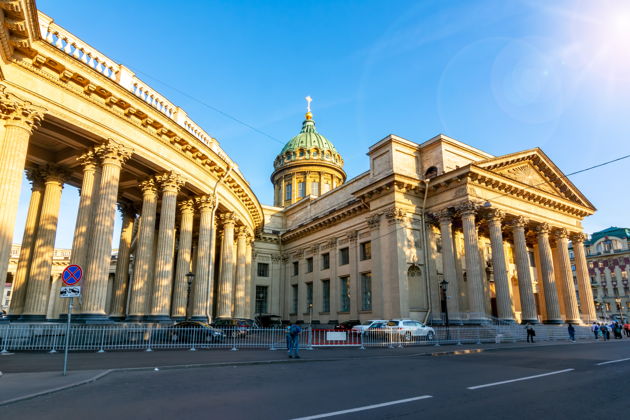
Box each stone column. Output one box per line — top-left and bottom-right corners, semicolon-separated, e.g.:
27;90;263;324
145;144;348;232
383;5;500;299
192;195;215;321
554;228;580;323
171;199;195;320
216;212;236;318
244;236;253;318
109;202;136;320
571;233;597;322
511;217;538;323
80;141;132;321
436;209;461;322
7;169;44;318
536;223;562;323
487;209;514;322
0;87;45;288
458;202;486;322
366;214;383;317
233;227;248;318
127;178;158;321
70;150;100;269
148;172;184;321
21;166;67;320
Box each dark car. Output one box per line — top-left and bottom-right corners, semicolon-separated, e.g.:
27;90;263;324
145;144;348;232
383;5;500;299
334;320;361;330
165;321;224;344
212;318;260;337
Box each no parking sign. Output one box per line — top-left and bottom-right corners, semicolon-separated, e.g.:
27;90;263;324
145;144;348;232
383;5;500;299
60;264;82;298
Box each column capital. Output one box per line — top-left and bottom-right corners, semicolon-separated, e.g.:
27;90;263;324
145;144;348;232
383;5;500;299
346;230;358;244
0;85;46;133
510;216;529;229
569;232;588;243
535;222;551;235
236;226;249;239
95;139;132;166
77;149;99;170
366;213;381;230
117;200;137;217
456;200;479;217
434;208;452;223
553;227;569;240
486;208;505;223
384;206;406;224
178;199;195;215
139;178;159;196
195;194;215;211
220;211;237;226
156;171;185;193
25;167;45;188
41;164;69;185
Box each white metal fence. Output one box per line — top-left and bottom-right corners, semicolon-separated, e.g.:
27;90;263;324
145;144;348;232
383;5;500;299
0;323;599;353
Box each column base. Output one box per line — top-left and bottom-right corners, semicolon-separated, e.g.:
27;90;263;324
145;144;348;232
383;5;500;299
6;314;20;321
520;319;539;325
17;315;46;322
71;314;116;324
190;316;209;323
144;315;173;323
565;319;581;325
171;316;186;323
464;318;490;325
124;315;145;323
543;319;564;325
109;316;126;322
498;318;517;324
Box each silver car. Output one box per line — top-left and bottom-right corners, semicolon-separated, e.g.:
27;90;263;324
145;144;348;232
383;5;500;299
386;319;435;341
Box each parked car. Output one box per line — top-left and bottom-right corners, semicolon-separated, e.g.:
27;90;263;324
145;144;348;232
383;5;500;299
364;321;390;340
352;320;389;333
334;320;361;330
212;318;260;336
385;319;435;341
165;321;225;343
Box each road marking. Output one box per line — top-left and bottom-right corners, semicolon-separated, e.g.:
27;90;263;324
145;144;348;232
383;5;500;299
467;369;574;390
290;395;433;419
596;357;630;366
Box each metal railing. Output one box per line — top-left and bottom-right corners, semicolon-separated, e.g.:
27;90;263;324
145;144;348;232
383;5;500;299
0;323;603;353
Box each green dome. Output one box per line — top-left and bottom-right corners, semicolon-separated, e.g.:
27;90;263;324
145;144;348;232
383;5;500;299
274;114;344;170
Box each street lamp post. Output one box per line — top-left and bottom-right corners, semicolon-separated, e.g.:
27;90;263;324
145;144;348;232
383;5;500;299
308;303;313;326
440;279;450;341
185;272;195;321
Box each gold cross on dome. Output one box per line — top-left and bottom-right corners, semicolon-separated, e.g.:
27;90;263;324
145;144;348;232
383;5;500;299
305;96;312;113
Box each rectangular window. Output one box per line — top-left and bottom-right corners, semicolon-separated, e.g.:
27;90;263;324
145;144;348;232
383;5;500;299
257;263;269;277
361;272;372;311
360;241;372;261
340;276;350;312
339;247;349;265
528;251;536;267
306;257;313;273
298;181;305;198
255;285;268;315
311;182;319;196
285;183;292;201
322;279;330;312
291;284;298;314
293;261;299;276
321;253;330;270
306;282;313;311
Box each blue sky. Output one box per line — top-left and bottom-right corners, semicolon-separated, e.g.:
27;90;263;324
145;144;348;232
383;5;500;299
16;0;630;247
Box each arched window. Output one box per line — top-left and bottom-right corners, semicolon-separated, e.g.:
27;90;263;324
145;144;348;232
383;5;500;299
425;166;439;179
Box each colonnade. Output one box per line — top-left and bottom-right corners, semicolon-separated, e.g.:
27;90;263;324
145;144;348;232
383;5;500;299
2;89;254;323
433;201;596;324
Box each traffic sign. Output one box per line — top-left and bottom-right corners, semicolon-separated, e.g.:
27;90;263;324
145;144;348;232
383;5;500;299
62;265;82;286
60;285;81;298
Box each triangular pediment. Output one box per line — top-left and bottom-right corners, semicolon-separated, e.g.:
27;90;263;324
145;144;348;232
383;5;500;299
475;148;595;210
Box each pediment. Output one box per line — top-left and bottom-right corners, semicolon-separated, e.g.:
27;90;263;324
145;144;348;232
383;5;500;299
475;148;595;210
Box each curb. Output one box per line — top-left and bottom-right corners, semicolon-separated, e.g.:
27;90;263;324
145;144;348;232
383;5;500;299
430;348;484;357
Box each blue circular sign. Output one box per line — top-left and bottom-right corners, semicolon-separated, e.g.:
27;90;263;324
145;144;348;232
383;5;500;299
62;265;83;286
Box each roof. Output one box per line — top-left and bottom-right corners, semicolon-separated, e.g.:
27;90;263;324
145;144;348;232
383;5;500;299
280;116;338;155
589;227;630;244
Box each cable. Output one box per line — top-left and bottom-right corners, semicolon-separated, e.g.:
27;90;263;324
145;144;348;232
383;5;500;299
135;69;286;145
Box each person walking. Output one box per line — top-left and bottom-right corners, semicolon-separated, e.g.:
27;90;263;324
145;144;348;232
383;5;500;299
591;322;599;340
567;323;576;342
600;323;609;341
624;321;630;338
287;322;302;359
613;322;623;339
525;322;535;343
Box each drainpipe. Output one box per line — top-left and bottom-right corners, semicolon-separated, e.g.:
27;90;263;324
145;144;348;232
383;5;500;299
420;178;432;324
205;164;234;322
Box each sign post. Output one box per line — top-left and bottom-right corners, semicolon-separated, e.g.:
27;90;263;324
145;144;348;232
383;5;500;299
60;264;82;376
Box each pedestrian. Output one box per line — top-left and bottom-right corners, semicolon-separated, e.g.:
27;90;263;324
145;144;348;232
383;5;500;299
525;322;535;343
287;321;302;359
567;323;575;342
613;322;623;339
591;322;599;340
624;322;630;338
600;323;609;341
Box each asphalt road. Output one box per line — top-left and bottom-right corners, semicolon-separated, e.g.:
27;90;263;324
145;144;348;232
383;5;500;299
2;341;628;420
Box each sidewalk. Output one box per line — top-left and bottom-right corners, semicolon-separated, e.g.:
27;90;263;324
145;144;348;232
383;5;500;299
0;339;610;406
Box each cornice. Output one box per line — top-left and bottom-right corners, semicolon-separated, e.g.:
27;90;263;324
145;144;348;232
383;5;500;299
281;201;368;242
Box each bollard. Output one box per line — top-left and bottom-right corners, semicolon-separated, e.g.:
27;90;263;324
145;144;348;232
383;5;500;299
49;326;59;354
1;325;12;354
231;328;239;351
97;328;106;353
359;331;365;350
146;326;153;352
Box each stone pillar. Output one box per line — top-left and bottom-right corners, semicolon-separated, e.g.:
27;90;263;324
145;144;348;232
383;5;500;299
171;199;195;320
21;166;67;320
511;217;538;323
487;210;514;322
458;202;486;322
366;214;383;317
80;141;132;321
436;209;461;322
233;227;248;318
127;178;158;321
7;169;44;318
244;236;253;318
109;202;136;320
536;223;562;323
148;172;184;321
571;233;597;323
0;87;45;288
70;150;100;269
192;195;215;321
554;228;581;323
216;212;236;318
